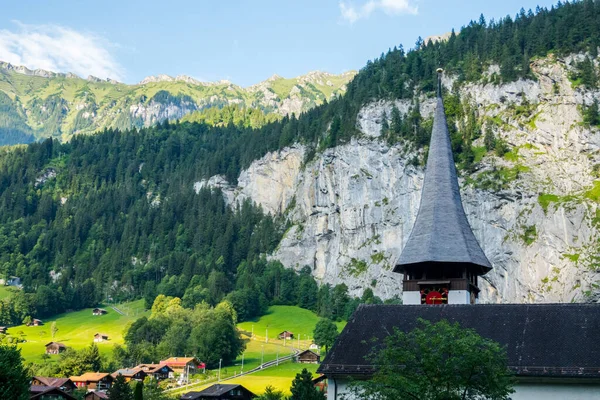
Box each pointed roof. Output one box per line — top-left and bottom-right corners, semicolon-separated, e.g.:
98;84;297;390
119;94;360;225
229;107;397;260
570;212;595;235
394;70;491;274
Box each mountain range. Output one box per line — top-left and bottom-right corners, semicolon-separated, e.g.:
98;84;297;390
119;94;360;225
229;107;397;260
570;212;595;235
0;61;355;145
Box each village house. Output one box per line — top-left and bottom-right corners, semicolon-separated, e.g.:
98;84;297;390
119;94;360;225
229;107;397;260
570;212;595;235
31;377;77;393
92;308;107;316
111;368;147;382
296;349;320;364
83;391;108;400
93;333;109;342
3;276;22;287
30;385;75;400
180;384;255;400
69;373;113;391
160;357;204;375
0;326;7;334
28;318;43;326
277;330;294;340
45;342;67;355
136;363;174;380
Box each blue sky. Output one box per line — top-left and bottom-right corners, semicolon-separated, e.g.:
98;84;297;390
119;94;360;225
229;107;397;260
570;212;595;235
0;0;559;86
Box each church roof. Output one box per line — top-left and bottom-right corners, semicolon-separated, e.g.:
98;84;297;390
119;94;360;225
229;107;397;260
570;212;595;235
394;73;491;274
318;304;600;379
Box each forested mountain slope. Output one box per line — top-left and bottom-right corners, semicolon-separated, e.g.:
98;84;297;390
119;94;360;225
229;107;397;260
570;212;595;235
0;64;355;145
1;0;600;325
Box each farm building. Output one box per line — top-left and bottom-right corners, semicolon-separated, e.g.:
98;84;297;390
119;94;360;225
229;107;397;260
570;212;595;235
180;384;255;400
45;342;67;355
3;276;21;287
28;318;43;326
296;349;320;364
84;391;108;400
111;368;147;382
31;377;77;393
93;333;109;342
70;373;113;390
160;357;205;375
136;363;174;380
92;308;107;316
30;385;75;400
0;326;6;334
277;330;294;340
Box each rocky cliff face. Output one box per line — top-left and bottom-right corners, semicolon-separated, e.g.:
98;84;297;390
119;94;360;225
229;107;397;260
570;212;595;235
200;54;600;304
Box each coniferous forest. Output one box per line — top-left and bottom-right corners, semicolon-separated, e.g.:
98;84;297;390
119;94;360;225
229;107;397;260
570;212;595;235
0;0;599;326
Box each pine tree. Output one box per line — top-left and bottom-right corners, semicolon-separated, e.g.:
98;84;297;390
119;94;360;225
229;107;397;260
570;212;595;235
108;375;134;400
0;345;29;400
134;381;143;400
289;368;325;400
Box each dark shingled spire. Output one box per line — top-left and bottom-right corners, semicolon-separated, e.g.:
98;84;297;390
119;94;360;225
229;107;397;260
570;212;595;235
394;69;492;274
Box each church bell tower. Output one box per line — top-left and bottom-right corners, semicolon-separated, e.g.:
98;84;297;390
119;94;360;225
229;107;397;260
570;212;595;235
394;69;492;305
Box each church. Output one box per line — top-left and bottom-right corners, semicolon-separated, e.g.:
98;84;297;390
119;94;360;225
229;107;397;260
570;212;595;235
317;71;600;400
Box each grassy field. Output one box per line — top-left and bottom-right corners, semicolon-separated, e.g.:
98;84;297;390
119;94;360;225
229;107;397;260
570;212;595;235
171;305;340;396
13;300;148;362
0;285;16;300
237;305;346;344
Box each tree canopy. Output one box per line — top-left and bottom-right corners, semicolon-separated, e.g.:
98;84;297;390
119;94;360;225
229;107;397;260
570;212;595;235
353;319;514;400
0;344;29;400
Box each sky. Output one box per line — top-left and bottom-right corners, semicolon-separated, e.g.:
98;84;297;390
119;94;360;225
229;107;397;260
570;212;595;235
0;0;560;86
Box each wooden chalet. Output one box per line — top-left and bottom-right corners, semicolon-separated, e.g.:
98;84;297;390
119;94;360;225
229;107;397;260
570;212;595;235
84;392;108;400
30;385;75;400
28;318;43;326
31;377;77;393
160;357;204;375
111;368;147;382
0;326;6;334
92;308;107;316
277;330;294;340
93;333;109;342
296;349;320;364
180;384;255;400
69;373;113;390
136;363;174;380
45;342;67;355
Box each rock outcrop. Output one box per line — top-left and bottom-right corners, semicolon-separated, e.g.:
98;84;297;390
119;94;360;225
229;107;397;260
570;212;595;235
200;55;600;304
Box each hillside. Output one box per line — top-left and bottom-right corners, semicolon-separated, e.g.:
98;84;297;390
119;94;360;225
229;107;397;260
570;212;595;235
0;0;599;325
0;63;355;144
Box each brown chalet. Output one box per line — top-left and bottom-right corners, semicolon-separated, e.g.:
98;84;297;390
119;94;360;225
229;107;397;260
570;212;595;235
277;330;294;340
92;308;107;316
180;384;255;400
45;342;67;355
136;363;174;380
0;326;7;334
28;318;43;326
160;357;204;375
70;373;113;390
93;333;109;342
30;385;75;400
31;377;77;393
84;392;109;400
111;368;147;382
296;349;320;364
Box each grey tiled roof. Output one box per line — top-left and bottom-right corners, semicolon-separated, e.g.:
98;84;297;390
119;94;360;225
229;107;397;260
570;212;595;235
395;89;491;273
318;304;600;379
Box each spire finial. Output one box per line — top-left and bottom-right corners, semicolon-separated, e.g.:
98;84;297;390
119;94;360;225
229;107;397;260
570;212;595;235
436;68;443;98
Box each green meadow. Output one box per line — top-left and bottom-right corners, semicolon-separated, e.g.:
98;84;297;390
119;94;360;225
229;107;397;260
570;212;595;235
0;285;16;300
13;300;147;362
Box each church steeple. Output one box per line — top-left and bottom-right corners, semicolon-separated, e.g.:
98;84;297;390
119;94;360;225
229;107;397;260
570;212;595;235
394;69;492;305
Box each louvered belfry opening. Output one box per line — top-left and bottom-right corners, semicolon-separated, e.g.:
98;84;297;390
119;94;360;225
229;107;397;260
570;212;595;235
394;69;492;305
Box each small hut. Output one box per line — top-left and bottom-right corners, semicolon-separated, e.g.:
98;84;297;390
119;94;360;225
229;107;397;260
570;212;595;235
277;330;294;340
45;342;67;355
93;333;109;342
92;308;107;316
296;349;320;364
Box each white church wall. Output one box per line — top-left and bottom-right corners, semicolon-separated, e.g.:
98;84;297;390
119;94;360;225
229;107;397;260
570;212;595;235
327;378;600;400
402;291;421;305
448;290;469;304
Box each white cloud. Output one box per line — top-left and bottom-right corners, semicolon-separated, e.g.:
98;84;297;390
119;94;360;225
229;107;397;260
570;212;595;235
339;0;418;24
0;22;124;81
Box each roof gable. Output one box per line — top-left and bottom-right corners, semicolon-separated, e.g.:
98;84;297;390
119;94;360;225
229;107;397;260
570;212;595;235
319;304;600;379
